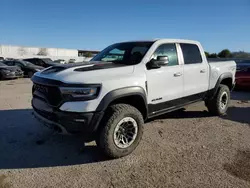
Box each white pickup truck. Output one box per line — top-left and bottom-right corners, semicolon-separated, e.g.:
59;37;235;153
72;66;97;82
31;39;236;158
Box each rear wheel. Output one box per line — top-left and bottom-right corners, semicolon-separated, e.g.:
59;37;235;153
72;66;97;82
205;84;230;115
97;104;144;158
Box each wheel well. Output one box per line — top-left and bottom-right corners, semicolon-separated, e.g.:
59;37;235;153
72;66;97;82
220;77;233;90
109;95;147;120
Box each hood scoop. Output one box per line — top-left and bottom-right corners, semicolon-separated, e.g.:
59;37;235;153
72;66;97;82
42;66;66;74
41;61;126;74
74;62;125;72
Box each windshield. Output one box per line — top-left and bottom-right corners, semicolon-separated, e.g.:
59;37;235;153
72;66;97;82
18;60;34;66
0;62;6;66
91;42;153;65
42;58;54;64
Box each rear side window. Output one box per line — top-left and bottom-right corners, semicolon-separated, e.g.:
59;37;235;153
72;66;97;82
180;43;202;64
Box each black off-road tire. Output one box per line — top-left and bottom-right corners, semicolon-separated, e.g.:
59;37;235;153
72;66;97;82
205;84;230;115
97;104;144;158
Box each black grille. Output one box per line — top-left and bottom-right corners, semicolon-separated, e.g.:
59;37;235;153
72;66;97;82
34;107;57;122
32;83;62;106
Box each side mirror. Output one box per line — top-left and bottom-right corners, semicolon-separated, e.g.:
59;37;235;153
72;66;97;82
146;59;161;70
156;56;169;65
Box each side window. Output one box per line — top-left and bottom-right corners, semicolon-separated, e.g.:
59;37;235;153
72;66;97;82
6;61;14;66
130;46;148;64
152;43;178;66
27;59;34;64
15;62;23;67
180;43;202;64
4;61;10;65
38;60;45;66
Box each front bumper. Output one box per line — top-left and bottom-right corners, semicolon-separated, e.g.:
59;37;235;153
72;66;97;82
32;98;104;134
2;71;24;79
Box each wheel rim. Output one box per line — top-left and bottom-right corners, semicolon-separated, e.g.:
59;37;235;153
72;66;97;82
220;91;228;110
113;117;138;149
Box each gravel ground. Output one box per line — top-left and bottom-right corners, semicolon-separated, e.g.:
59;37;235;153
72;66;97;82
0;78;250;188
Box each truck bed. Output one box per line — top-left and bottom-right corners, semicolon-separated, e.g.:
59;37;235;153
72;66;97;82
208;60;236;90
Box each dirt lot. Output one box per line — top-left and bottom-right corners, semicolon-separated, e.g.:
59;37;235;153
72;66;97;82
0;78;250;188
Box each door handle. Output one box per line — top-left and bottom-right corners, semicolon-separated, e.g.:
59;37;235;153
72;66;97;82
174;72;182;77
200;69;206;73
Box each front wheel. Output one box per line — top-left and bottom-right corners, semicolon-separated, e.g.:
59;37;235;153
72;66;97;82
205;84;230;115
97;104;144;158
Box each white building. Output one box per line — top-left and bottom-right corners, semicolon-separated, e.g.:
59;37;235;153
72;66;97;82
0;45;98;62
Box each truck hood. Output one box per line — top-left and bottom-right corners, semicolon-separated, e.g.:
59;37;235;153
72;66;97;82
34;61;134;84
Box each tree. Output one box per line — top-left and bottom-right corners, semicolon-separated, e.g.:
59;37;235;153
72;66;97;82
208;53;218;58
218;49;232;58
37;48;48;56
84;52;93;57
205;51;210;57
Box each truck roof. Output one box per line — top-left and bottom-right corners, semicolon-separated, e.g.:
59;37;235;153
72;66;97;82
120;39;200;45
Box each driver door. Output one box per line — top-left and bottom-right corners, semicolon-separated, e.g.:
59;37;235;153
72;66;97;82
146;43;184;116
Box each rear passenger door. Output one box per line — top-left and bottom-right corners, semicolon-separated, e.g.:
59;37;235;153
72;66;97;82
180;43;209;102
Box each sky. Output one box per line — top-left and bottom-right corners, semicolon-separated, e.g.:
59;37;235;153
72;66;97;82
1;0;250;53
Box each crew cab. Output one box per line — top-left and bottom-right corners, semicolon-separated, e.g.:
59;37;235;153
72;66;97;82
31;39;236;158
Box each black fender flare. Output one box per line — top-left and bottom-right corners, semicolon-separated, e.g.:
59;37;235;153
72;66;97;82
90;86;148;132
96;86;148;112
206;72;233;100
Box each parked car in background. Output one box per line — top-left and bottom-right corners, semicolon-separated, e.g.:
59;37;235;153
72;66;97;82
235;65;250;89
3;60;44;77
0;62;23;80
0;57;4;61
5;58;15;61
23;58;57;68
54;59;67;64
235;59;250;71
68;59;76;63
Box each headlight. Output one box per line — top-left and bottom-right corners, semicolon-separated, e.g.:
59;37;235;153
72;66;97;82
2;69;11;73
59;87;99;98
